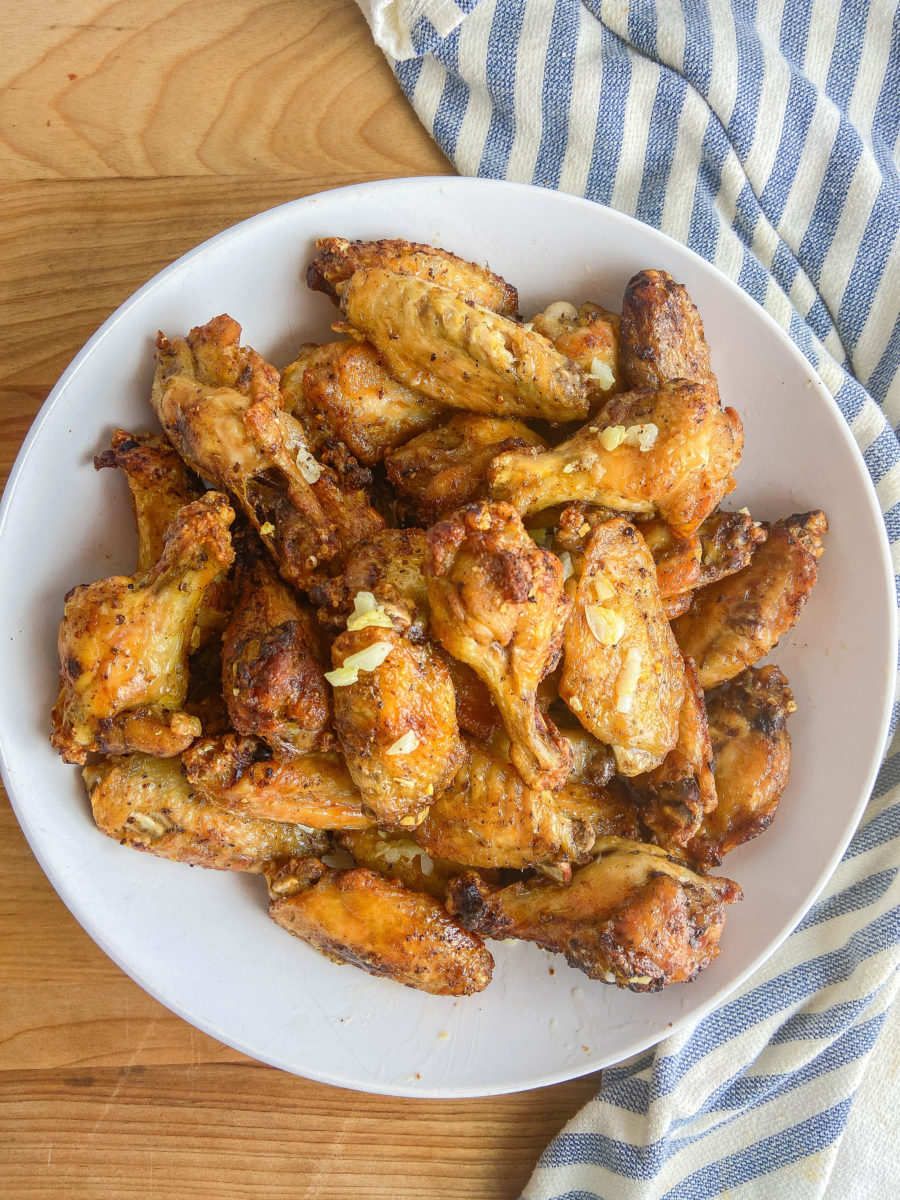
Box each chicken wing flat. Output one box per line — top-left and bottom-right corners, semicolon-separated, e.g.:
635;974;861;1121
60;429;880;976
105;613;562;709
341;270;590;422
447;837;741;991
280;339;442;465
384;412;547;525
85;753;327;870
182;734;374;829
629;654;717;848
529;300;620;400
672;510;827;689
425;501;573;791
619;269;713;390
330;625;466;824
337;827;496;902
488;380;743;536
51;492;235;765
307;236;519;316
695;509;768;590
310;527;430;636
559;518;686;776
266;858;494;995
684;665;795;867
414;742;596;872
222;537;332;757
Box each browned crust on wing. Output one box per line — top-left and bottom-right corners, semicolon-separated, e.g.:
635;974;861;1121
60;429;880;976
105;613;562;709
619;269;712;390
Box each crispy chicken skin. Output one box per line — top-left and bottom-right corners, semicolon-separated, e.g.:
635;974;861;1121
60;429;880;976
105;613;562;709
280;340;442;465
447;837;741;991
306;236;519;317
414;741;597;872
330;625;466;824
84;754;327;870
51;493;235;765
529;300;621;399
488;380;743;536
266;858;494;995
619;269;713;390
559;518;686;776
695;509;769;590
182;734;374;829
672;511;827;689
684;666;795;867
337;827;495;902
310;527;430;635
629;654;717;848
425;502;573;791
221;537;332;757
384;412;547;525
341;270;591;422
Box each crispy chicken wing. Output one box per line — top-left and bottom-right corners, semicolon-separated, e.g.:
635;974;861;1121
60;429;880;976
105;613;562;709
684;665;795;867
307;236;519;316
619;268;713;390
340;270;590;422
266;857;494;995
337;827;496;902
182;733;374;829
84;753;326;870
329;625;466;824
629;654;717;847
695;509;769;590
221;536;332;757
447;837;741;990
529;300;620;400
425;502;573;790
559;517;686;776
384;412;547;525
51;492;235;765
488;380;743;536
672;510;827;689
280;339;442;464
310;527;430;635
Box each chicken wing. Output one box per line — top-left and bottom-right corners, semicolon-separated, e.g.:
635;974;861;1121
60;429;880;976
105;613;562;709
695;509;768;589
425;501;573;791
628;654;717;848
51;492;235;765
309;527;430;636
182;734;374;829
529;300;620;400
559;517;686;776
306;236;519;316
337;827;496;902
384;412;547;526
221;535;333;757
340;270;590;422
266;857;494;995
329;625;466;824
280;339;442;465
619;268;714;390
447;837;741;990
487;380;743;536
84;753;327;870
672;511;827;689
684;665;795;867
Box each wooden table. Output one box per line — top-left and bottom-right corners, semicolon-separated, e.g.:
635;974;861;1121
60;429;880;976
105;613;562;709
0;4;602;1195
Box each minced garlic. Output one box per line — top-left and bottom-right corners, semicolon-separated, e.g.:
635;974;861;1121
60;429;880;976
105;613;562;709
615;647;642;713
585;604;626;646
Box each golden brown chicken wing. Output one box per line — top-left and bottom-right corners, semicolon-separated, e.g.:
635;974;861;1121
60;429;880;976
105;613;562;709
619;268;714;391
529;300;620;400
309;527;430;636
84;753;327;870
182;733;374;829
488;380;743;536
340;270;590;422
435;649;502;742
447;837;741;990
425;501;573;790
329;624;466;824
266;857;494;995
684;665;795;867
221;536;332;757
559;517;686;776
695;509;769;590
280;339;442;465
306;236;519;316
51;492;235;765
337;827;496;902
384;412;547;525
672;510;827;689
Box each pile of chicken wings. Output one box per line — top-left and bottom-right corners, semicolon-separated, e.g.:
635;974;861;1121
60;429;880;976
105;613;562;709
51;237;827;997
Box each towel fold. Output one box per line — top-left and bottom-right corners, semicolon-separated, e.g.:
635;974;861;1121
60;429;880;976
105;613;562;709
356;3;900;1195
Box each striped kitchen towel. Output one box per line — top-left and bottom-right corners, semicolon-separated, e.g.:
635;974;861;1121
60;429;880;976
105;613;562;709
356;1;900;1196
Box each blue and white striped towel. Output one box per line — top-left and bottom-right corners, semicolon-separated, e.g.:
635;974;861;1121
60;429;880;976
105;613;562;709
357;2;900;1196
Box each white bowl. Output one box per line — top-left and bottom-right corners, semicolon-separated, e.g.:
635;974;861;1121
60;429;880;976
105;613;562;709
0;177;893;1097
